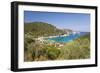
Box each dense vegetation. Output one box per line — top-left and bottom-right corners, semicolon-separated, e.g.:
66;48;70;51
24;22;90;61
24;33;61;61
25;22;66;37
58;34;90;59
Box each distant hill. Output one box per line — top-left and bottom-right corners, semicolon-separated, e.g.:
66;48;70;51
62;29;73;34
24;22;67;37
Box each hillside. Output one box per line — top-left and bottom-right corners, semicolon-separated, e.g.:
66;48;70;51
24;22;66;37
24;22;90;61
62;29;73;34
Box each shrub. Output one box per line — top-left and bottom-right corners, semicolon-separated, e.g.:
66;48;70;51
45;46;60;60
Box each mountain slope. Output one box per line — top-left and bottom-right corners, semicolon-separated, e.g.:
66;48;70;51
24;22;66;37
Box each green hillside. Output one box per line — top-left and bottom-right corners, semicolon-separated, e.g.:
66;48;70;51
24;22;66;37
24;22;90;61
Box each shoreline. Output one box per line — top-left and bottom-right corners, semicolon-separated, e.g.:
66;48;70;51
37;34;69;40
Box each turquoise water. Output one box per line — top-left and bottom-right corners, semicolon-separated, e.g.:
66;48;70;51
47;32;87;43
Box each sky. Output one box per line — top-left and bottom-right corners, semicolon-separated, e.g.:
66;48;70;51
24;11;90;32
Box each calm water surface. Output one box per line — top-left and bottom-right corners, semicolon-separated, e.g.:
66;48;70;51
47;32;87;43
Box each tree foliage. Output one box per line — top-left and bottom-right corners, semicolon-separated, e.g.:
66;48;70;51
24;22;65;37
